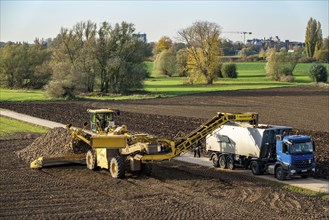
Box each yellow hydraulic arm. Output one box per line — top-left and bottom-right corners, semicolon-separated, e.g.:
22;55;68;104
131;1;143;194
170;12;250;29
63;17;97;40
141;112;258;161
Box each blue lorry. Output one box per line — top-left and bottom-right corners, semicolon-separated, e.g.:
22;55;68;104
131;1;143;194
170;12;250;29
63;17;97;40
206;124;316;180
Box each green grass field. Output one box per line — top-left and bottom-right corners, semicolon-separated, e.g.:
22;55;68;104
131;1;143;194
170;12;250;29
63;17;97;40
0;117;48;136
0;89;55;101
1;62;328;101
143;62;328;96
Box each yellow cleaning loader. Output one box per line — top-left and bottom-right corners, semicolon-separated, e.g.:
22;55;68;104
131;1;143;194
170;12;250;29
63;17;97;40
31;109;258;178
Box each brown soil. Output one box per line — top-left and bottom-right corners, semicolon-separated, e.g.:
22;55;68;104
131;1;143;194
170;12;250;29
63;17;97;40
1;134;328;219
1;86;329;218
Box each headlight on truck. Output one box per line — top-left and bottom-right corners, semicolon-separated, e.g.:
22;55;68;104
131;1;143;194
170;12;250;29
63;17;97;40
290;170;296;174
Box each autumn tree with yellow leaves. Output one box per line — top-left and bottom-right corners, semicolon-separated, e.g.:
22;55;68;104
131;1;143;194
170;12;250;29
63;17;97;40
178;21;222;84
154;36;173;54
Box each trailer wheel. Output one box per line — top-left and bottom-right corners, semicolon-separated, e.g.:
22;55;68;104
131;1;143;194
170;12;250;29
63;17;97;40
110;156;125;178
212;154;220;167
219;155;227;169
251;161;261;175
275;166;285;181
227;156;235;170
86;150;97;170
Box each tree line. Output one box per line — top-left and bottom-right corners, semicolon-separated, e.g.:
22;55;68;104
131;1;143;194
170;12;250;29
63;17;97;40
0;21;152;97
0;18;327;98
152;18;327;83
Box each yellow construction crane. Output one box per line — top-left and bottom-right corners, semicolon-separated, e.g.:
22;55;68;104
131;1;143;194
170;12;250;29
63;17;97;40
223;31;252;44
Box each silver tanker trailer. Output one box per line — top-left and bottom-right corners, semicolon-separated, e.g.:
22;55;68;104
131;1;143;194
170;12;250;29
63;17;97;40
206;123;315;180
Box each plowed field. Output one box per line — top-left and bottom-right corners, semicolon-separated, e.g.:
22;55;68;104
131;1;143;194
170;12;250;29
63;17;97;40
1;134;328;219
1;85;329;219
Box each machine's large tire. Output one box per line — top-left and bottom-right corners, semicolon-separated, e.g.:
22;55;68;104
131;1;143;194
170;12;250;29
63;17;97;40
301;174;309;179
251;161;261;175
212;154;220;167
110;156;125;178
219;155;227;169
86;150;97;170
227;156;235;170
275;166;285;181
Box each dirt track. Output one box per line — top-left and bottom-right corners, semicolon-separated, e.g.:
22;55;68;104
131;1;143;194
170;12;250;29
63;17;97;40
1;134;328;219
1;85;329;218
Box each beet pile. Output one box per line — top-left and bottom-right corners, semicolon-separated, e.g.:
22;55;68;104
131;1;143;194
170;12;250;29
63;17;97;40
17;127;75;164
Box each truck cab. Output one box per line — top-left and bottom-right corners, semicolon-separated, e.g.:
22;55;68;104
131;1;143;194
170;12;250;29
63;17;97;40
274;135;315;180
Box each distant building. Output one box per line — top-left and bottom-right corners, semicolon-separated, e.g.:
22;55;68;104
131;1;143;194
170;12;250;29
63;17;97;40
285;40;305;50
247;36;304;50
133;33;147;43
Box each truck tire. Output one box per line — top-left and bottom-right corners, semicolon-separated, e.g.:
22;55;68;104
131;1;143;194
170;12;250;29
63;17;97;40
212;154;220;167
110;156;125;178
86;150;97;170
300;174;308;179
219;155;227;169
251;161;261;175
227;156;235;170
275;166;285;181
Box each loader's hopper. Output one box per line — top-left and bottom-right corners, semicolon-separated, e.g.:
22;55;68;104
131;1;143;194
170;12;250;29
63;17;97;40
91;134;127;148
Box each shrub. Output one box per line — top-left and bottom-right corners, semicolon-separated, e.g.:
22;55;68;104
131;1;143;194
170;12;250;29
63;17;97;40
176;48;188;77
265;48;300;81
314;49;329;62
279;75;295;82
216;63;223;78
46;81;76;98
221;63;238;78
309;64;328;83
45;62;77;98
153;48;176;76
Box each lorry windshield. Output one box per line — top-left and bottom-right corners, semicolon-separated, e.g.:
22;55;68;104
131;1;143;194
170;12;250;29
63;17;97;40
290;142;313;154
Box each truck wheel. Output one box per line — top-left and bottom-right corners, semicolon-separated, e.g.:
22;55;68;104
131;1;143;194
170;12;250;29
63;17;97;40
219;155;227;169
86;150;96;170
301;175;308;179
212;154;220;167
110;156;125;178
275;166;285;181
142;163;152;176
251;161;260;175
227;156;235;170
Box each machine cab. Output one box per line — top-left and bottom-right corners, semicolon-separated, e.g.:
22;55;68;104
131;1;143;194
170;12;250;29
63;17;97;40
87;109;117;133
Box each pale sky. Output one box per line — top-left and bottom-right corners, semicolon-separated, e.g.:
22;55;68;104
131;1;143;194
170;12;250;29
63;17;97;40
1;0;328;43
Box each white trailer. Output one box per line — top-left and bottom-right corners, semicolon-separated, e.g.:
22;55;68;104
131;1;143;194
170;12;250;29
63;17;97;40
206;123;292;170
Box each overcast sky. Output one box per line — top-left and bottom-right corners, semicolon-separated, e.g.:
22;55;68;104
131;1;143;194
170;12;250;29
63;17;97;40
1;0;328;43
